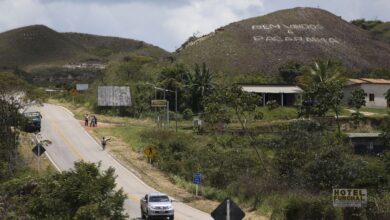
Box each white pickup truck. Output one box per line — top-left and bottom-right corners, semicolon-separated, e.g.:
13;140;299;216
140;192;174;220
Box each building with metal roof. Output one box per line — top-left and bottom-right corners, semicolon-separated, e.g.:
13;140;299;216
344;78;390;108
240;85;303;106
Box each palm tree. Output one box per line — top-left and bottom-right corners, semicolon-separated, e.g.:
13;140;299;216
298;59;344;88
188;63;215;112
298;59;345;135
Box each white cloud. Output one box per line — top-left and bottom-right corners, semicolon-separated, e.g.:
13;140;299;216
164;0;264;50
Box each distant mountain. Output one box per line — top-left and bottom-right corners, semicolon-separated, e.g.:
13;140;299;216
0;25;93;69
63;32;169;60
175;7;390;77
0;25;169;70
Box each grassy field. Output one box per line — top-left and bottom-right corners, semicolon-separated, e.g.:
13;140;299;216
361;107;390;115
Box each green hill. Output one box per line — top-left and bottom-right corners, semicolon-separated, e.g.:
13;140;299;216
370;22;390;43
62;32;170;60
175;7;390;77
0;25;93;70
0;25;170;71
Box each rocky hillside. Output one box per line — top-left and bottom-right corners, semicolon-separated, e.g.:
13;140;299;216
175;7;390;76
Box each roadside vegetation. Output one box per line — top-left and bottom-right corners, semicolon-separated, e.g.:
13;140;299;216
46;54;390;219
0;73;128;219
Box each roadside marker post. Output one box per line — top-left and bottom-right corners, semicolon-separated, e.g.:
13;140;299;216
193;173;202;197
69;88;77;105
143;145;157;164
211;197;245;220
32;143;46;173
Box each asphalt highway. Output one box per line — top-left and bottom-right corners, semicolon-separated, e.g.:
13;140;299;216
37;103;212;220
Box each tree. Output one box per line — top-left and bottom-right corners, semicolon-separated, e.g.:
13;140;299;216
351;19;383;30
298;59;344;88
157;63;191;111
278;61;302;84
348;88;367;127
203;85;260;130
298;60;345;134
188;63;215;112
26;162;128;219
348;88;367;111
385;88;390;104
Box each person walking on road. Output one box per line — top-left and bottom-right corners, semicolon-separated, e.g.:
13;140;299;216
84;113;89;127
101;136;111;150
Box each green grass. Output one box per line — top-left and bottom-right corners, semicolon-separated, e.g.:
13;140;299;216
361;107;389;115
97;125;149;150
258;107;298;121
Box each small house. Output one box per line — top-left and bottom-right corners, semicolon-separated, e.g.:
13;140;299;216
347;133;386;154
343;78;390;108
241;85;303;106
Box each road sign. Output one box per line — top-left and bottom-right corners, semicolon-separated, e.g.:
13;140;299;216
76;84;89;91
151;99;167;107
32;143;46;156
193;173;202;184
144;145;157;158
69;88;77;97
211;198;245;220
333;189;367;207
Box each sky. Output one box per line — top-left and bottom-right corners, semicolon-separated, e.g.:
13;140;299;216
0;0;389;51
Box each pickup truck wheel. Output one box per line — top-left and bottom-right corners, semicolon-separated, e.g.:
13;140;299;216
169;215;174;220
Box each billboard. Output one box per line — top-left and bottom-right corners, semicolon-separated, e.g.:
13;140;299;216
76;84;89;91
333;189;367;207
97;86;131;106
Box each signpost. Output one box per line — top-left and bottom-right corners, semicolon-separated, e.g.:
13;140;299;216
69;88;77;104
143;145;157;164
193;173;202;196
32;143;46;172
76;84;89;91
211;197;245;220
333;189;367;207
151;100;167;107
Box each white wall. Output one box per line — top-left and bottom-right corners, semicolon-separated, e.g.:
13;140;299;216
343;84;390;108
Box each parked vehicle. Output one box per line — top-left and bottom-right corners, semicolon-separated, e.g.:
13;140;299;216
23;111;42;132
140;192;174;220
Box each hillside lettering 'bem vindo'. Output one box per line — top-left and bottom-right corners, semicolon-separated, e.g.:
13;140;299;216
176;7;390;76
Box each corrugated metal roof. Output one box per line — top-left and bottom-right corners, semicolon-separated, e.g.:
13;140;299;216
360;78;390;84
348;78;390;85
241;85;303;94
347;133;382;138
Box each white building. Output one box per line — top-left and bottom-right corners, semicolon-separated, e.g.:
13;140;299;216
343;78;390;108
241;85;303;106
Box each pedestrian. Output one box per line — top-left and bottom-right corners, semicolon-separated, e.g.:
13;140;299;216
101;136;111;150
90;115;95;127
84;113;89;127
94;115;98;127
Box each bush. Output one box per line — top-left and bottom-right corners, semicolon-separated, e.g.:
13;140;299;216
284;196;340;220
182;108;193;120
266;100;279;110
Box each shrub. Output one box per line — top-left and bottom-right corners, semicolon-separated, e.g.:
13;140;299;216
266;100;279;110
182;108;193;120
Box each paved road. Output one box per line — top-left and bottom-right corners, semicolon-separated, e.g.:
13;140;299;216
37;103;212;220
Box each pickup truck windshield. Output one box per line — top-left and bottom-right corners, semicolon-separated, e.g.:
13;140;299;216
149;196;170;202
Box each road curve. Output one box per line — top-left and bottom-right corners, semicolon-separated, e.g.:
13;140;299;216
37;103;212;220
